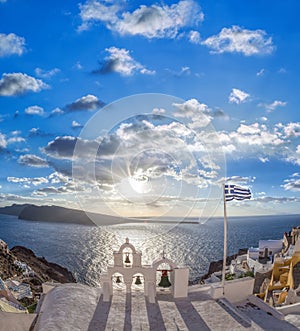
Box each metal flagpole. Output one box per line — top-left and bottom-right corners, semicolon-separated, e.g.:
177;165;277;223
221;183;228;295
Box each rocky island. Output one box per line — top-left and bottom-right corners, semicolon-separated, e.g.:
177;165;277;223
0;203;123;226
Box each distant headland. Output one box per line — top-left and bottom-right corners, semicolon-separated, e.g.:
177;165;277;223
0;204;198;226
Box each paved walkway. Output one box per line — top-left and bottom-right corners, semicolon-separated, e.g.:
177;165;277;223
87;289;300;331
0;312;37;331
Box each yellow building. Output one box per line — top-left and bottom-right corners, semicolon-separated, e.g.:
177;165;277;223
260;233;300;306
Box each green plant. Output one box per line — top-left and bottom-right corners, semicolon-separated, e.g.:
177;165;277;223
225;273;235;281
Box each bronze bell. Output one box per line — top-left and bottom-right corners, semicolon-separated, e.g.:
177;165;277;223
116;276;122;284
158;270;171;288
134;275;142;285
124;253;131;264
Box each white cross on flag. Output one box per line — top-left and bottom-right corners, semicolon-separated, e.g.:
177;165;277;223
224;184;251;202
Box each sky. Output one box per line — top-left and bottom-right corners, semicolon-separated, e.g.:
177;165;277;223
0;0;299;220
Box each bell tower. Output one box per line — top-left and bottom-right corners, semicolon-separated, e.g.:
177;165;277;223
100;238;189;303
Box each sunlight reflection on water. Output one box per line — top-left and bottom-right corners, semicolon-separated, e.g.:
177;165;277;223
0;214;299;286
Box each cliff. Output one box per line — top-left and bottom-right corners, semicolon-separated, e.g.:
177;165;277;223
10;246;76;283
0;245;75;284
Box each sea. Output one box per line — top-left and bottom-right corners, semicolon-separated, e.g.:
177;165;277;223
0;214;299;286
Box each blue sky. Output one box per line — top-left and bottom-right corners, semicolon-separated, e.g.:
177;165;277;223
0;0;299;219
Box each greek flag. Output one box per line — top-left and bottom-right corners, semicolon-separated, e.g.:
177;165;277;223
224;184;251;202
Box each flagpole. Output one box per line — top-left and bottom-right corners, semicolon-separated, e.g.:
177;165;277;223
221;183;227;295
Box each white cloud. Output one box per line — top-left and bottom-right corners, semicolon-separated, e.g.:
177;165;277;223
51;108;64;115
0;73;49;96
65;94;104;111
7;136;25;144
259;157;269;163
207;122;289;162
0;133;7;149
18;154;48;168
152;108;166;115
72;120;83;128
0;33;26;57
202;25;274;56
35;67;60;78
259;100;287;112
166;66;191;77
278;67;287;74
74;61;83;70
231;123;284;146
173;98;212;128
99;47;155;76
78;0;121;31
256;69;265;76
188;30;201;44
282;177;300;192
229;88;250;104
237;123;261;135
7;176;49;186
283;122;300;138
79;0;204;39
25;105;44;116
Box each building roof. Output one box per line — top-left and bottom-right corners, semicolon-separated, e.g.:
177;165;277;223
33;283;300;331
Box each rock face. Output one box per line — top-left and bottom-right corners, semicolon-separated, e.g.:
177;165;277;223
10;246;76;283
0;250;23;280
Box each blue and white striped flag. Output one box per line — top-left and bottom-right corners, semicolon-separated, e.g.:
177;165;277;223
224;184;251;202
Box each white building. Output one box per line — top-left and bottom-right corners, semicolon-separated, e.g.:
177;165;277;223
248;247;259;260
258;239;283;260
5;279;33;300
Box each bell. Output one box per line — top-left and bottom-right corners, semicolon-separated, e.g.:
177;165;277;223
158;270;171;288
116;276;122;284
124;253;131;264
134;276;142;285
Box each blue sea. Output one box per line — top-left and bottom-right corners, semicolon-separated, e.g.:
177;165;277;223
0;214;299;286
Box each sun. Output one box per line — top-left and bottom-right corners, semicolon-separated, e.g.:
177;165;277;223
129;171;152;194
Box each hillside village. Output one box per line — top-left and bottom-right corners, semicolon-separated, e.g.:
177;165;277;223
0;240;75;314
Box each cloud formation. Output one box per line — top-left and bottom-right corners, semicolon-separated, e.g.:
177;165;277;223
25;105;44;116
79;0;203;39
34;67;60;78
173;98;212;128
72;120;83;128
7;176;49;186
96;47;155;76
0;132;7;149
202;26;274;56
65;94;104;112
18;154;48;168
188;30;201;44
282;175;300;192
0;33;26;57
0;73;49;96
259;100;287;112
229;88;250;104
